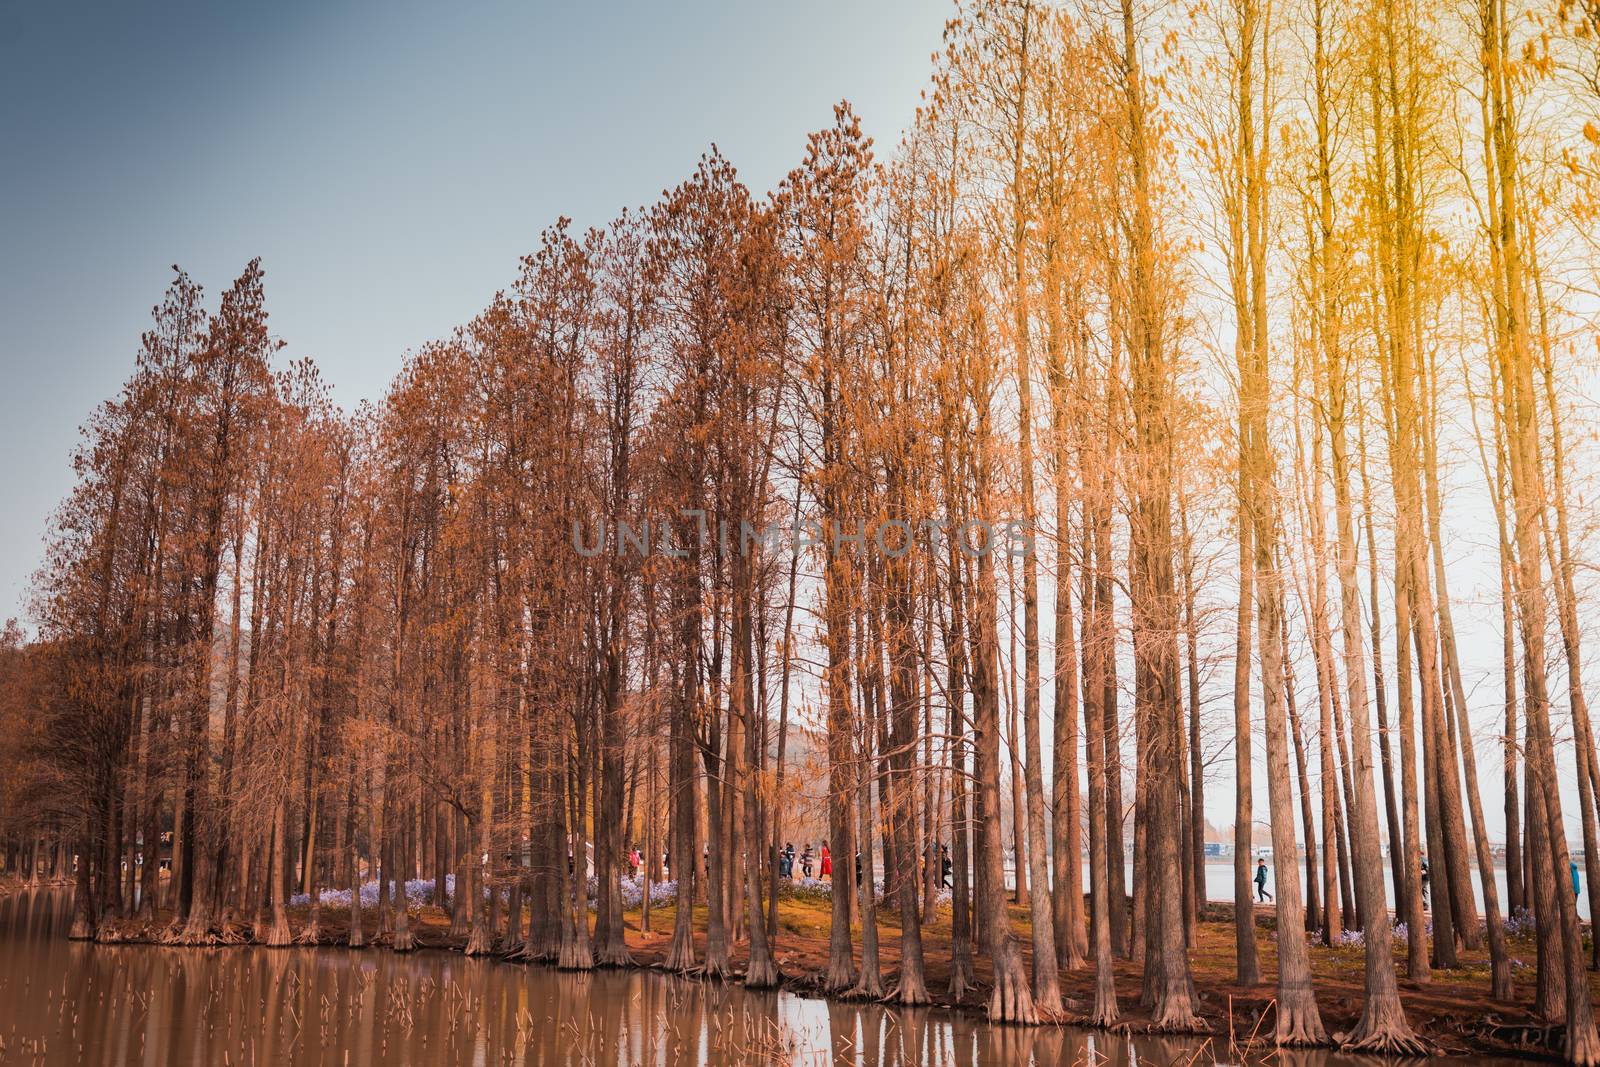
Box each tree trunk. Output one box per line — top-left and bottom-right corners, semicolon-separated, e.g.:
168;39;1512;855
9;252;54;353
1083;535;1120;1026
974;527;1035;1023
1284;645;1324;937
263;797;292;947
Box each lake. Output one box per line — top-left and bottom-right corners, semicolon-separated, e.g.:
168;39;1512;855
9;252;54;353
0;887;1523;1065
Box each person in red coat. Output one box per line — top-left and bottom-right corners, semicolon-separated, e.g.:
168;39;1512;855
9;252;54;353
820;844;833;879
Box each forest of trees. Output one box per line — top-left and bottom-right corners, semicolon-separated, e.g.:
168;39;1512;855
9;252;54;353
5;0;1600;1059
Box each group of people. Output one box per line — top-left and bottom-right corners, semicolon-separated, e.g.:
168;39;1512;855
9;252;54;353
616;840;990;894
773;842;955;889
776;843;831;880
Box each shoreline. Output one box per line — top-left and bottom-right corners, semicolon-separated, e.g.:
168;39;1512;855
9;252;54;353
13;881;1578;1064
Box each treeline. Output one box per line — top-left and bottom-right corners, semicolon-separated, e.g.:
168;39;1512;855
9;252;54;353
6;0;1600;1059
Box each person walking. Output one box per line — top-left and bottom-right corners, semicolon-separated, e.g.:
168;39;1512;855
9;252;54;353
819;844;832;880
1573;858;1582;897
801;843;814;879
940;844;952;889
1255;857;1273;902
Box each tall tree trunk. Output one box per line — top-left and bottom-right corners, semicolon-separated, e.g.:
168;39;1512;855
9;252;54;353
1358;421;1408;920
850;649;884;1000
737;563;778;988
1083;529;1119;1025
974;511;1035;1023
1181;502;1206;931
1284;643;1324;937
1117;0;1203;1028
1326;293;1424;1055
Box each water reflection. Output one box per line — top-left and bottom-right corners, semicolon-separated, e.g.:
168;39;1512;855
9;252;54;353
0;889;1511;1066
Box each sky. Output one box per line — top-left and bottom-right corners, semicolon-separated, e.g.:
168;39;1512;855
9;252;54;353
0;0;947;625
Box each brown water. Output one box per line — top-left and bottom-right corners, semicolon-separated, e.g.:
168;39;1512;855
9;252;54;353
0;888;1518;1065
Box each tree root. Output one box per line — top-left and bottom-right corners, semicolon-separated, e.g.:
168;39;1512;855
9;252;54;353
1062;991;1126;1036
463;926;494;956
664;930;695;973
527;940;562;963
593;943;634;968
988;968;1040;1025
847;972;885;1001
697;957;732;982
556;947;593;970
743;957;781;990
557;932;593;970
885;977;931;1007
823;952;856;993
1271;991;1328;1046
1341;1027;1433;1057
261;912;292;948
1566;1024;1600;1067
1148;1003;1210;1034
947;961;975;1002
1274;1016;1329;1046
176;906;222;945
1342;1005;1431;1056
703;944;732;979
1082;1004;1122;1029
161;919;220;946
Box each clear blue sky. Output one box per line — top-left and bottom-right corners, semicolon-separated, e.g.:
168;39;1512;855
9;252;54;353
0;0;946;623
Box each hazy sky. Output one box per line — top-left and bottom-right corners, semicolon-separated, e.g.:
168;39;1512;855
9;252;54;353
0;0;946;623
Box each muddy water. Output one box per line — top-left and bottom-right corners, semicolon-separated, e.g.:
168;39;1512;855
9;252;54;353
0;889;1515;1066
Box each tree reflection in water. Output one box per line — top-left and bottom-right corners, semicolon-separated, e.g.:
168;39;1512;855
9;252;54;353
0;890;1466;1065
